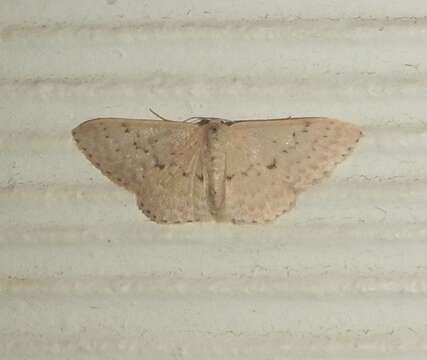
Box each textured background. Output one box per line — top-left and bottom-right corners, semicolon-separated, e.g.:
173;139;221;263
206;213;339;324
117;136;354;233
2;1;427;358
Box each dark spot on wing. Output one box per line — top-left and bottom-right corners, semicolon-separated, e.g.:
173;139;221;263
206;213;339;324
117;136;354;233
182;171;189;177
143;148;149;154
241;171;248;176
105;135;110;139
117;178;122;182
95;162;101;167
124;128;130;133
75;138;80;143
197;174;204;181
305;122;311;127
302;129;308;133
282;149;288;153
226;175;233;181
115;148;120;152
88;154;93;158
292;132;296;138
272;139;277;143
155;163;165;170
266;159;277;169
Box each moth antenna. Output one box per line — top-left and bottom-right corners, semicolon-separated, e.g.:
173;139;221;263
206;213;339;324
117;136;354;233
149;108;171;122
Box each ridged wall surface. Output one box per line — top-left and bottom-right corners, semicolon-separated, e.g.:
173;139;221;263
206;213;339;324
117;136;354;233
1;1;427;359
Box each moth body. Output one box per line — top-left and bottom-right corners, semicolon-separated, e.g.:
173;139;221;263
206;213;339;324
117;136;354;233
204;120;227;218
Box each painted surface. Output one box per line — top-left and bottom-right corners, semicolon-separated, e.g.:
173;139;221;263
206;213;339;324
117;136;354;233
1;1;427;358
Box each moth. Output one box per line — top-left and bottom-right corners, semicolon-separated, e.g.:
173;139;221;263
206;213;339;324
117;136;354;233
72;111;363;224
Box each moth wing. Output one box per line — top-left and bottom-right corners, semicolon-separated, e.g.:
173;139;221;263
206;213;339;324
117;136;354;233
72;118;212;223
136;151;213;224
223;117;363;223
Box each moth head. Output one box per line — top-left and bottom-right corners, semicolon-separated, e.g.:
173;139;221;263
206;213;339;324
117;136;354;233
189;117;232;126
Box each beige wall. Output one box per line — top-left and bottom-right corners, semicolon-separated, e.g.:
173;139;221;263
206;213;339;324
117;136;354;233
1;1;427;358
